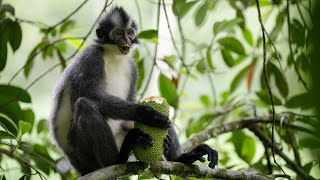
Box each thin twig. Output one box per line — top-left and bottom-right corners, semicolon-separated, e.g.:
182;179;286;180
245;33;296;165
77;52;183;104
256;0;288;177
47;0;89;34
286;0;309;92
24;0;113;91
139;0;161;100
0;148;47;180
7;37;83;85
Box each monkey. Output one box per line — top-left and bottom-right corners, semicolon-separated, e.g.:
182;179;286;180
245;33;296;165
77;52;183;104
49;6;218;176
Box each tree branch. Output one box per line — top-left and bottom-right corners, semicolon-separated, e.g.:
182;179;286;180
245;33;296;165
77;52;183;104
181;117;315;153
79;161;272;180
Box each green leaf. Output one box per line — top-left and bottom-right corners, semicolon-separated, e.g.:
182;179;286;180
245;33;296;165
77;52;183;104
0;130;15;139
138;30;158;43
188;113;215;137
158;74;178;108
32;144;54;175
230;64;250;92
19;121;31;135
218;37;246;55
37;119;47;134
256;90;282;105
24;41;48;78
22;109;35;133
0;95;23;124
66;38;84;49
196;59;206;74
8;21;22;52
178;1;198;18
200;95;211;107
194;2;208;27
286;93;312;109
220;48;234;67
163;55;176;69
213;18;242;35
299;136;320;149
136;59;145;91
241;136;256;164
230;130;256;164
60;20;75;33
273;64;288;98
242;28;254;46
0;113;18;136
0;34;7;71
206;47;214;70
133;49;140;64
290;18;305;47
0;85;31;103
172;0;186;16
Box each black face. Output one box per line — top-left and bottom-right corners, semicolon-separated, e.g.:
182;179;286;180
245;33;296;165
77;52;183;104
96;7;139;55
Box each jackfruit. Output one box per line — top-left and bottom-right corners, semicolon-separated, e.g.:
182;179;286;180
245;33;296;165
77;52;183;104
133;96;170;163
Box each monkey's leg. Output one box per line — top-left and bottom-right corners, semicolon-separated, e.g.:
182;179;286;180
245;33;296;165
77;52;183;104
69;97;118;175
117;128;153;163
164;127;218;169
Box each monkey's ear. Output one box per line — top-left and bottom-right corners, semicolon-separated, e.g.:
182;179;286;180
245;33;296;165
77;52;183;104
96;28;105;39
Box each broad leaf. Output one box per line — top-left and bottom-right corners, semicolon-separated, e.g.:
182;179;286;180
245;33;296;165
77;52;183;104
22;109;35;133
194;2;208;27
230;64;250;92
286;93;312;109
213;18;242;35
218;37;246;55
200;95;211;108
220;48;235;67
60;20;75;33
0;85;31;103
256;90;282;105
0;36;7;71
242;28;254;46
9;20;22;52
138;30;158;43
19;121;31;135
159;74;178;108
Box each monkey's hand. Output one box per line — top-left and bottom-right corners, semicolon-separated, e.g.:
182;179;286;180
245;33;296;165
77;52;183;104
136;105;171;129
163;134;172;154
130;128;154;149
177;144;218;169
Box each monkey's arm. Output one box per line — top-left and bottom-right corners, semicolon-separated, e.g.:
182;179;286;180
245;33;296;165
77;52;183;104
80;90;170;128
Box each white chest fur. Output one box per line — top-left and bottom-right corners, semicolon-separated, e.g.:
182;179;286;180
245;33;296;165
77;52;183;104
103;53;131;99
103;48;133;151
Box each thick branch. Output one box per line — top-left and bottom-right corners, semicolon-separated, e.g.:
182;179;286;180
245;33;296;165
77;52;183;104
79;161;272;180
181;118;314;153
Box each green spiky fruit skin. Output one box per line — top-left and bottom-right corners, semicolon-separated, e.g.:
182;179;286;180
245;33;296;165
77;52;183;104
133;96;169;163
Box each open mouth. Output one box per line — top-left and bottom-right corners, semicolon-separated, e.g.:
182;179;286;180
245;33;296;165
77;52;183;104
119;45;131;54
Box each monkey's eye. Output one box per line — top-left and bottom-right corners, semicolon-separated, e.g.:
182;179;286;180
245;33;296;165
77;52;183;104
127;29;135;37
